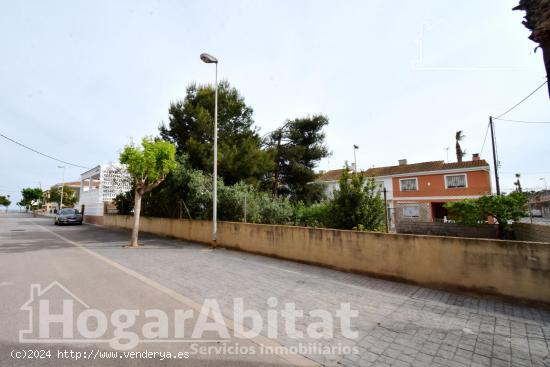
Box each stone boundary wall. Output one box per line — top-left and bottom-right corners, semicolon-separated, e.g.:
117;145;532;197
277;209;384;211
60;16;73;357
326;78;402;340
103;215;550;304
84;215;104;225
396;221;499;239
513;223;550;243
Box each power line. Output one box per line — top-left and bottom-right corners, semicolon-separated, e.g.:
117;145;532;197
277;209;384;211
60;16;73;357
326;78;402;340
0;132;91;169
501;171;550;175
479;122;490;155
494;79;548;119
493;117;550;124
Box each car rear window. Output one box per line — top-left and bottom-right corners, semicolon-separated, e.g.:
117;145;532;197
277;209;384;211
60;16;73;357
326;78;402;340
60;209;77;215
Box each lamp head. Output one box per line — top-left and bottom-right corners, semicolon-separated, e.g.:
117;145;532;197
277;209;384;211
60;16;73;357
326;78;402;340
200;53;218;64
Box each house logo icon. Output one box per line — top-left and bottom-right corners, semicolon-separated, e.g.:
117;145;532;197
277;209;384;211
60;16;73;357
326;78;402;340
19;281;90;343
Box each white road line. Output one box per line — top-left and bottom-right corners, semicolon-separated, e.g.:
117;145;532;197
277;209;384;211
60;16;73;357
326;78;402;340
36;224;319;367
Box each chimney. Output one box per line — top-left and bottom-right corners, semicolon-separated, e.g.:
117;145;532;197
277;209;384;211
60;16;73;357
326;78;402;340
398;159;407;166
472;153;480;161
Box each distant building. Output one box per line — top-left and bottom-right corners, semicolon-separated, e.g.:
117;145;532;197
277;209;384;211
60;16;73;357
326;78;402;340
78;164;131;223
318;154;492;228
530;190;550;218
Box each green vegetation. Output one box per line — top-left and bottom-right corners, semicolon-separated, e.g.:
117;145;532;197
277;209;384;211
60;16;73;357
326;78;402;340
266;115;330;203
115;162;386;232
329;169;385;231
48;186;77;208
112;81;385;233
160;81;273;186
444;192;528;237
18;187;43;211
120;137;177;247
0;195;11;210
115;155;294;225
293;201;331;228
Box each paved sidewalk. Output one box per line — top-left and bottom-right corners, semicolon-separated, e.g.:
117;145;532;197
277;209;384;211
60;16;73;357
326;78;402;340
44;218;550;367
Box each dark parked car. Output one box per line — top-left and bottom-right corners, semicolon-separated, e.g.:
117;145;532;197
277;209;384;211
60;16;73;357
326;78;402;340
55;208;83;225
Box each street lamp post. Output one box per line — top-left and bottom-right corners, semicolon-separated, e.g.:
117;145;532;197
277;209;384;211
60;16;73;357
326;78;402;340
200;52;219;241
58;165;65;210
353;145;359;172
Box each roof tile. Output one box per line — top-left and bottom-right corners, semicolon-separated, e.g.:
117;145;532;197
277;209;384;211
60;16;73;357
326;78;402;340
318;159;489;181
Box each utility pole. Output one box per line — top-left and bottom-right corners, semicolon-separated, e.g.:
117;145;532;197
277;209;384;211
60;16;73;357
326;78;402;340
489;116;500;195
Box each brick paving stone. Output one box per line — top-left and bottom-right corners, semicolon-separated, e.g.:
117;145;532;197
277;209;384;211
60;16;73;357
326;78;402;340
67;225;550;367
471;353;491;366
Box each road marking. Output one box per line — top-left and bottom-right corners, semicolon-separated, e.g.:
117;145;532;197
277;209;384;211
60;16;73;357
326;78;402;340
36;224;319;367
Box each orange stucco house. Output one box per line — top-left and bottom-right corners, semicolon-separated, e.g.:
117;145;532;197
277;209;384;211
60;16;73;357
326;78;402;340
318;154;492;226
388;156;491;224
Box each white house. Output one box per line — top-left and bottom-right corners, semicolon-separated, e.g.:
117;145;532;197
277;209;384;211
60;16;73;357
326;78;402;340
318;168;394;202
78;164;131;223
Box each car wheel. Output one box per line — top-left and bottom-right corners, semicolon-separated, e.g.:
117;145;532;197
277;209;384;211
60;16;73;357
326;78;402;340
79;221;83;225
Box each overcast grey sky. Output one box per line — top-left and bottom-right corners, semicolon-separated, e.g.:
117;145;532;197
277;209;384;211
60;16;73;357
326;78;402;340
1;0;549;205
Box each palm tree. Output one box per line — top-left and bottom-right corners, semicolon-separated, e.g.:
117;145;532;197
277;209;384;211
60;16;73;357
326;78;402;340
455;131;466;162
513;0;550;99
514;173;523;193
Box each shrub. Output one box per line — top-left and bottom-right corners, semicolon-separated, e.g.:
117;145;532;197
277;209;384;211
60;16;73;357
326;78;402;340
330;169;385;231
445;192;528;237
294;201;331;227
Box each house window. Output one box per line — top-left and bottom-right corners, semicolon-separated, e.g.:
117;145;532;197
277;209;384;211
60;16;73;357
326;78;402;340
400;178;418;191
445;174;467;188
375;181;385;190
403;204;420;218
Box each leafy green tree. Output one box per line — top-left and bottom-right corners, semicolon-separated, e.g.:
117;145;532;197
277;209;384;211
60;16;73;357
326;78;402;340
48;186;77;208
0;195;11;211
330;169;385;231
159;81;273;185
445;192;528;237
267;115;330;203
20;188;43;212
137;154;212;220
120;137;177;247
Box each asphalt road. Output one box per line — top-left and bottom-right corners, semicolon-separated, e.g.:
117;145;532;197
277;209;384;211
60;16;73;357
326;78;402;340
1;213;549;367
0;213;304;367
